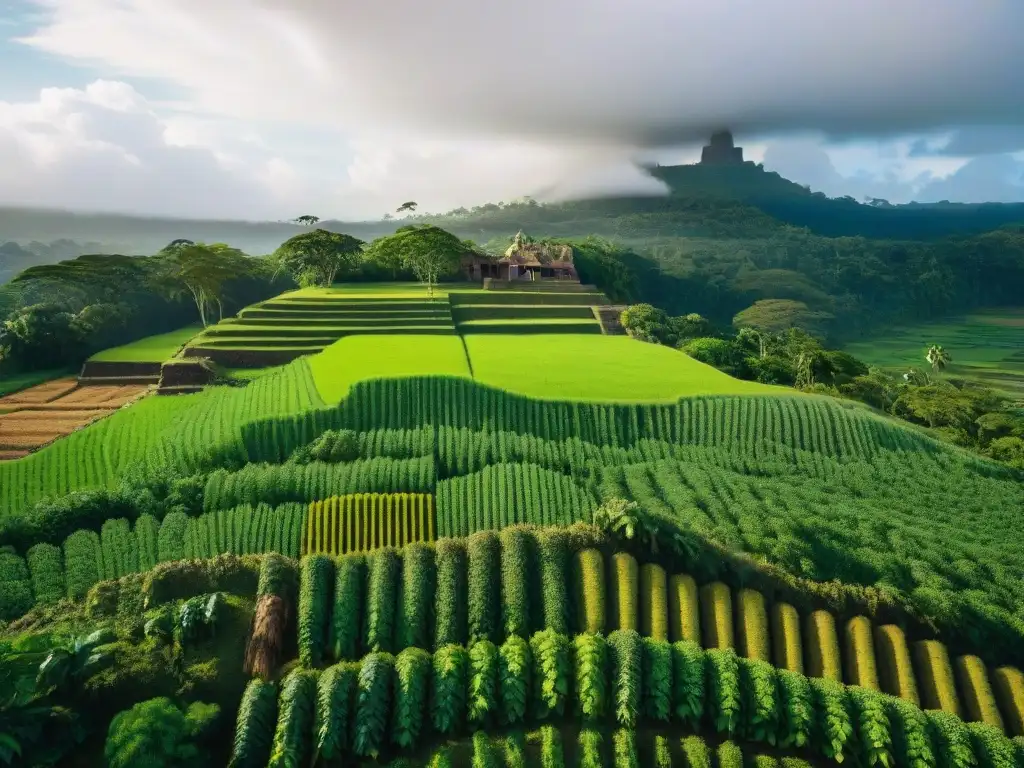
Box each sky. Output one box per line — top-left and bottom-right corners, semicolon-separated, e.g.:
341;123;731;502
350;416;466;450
1;0;1023;221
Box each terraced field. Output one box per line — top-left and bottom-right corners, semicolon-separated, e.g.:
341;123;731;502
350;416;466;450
451;287;606;334
844;306;1024;400
186;290;458;366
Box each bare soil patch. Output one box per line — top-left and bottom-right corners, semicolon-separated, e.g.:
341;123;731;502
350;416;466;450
0;383;148;458
0;378;79;408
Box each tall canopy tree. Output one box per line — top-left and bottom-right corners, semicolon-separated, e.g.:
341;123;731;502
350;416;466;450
732;299;834;341
156;242;251;327
363;225;467;297
273;229;365;288
293;215;320;226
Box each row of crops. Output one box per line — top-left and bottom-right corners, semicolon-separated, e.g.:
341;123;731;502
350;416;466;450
435;463;597;537
305;493;436;555
202;457;436;511
0;503;306;617
289;537;1024;737
0;359;324;517
232;630;1024;767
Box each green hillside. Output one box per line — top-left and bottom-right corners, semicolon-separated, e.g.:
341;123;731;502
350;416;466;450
3;283;1024;767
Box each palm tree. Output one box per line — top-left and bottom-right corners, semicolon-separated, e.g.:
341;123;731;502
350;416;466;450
925;344;951;373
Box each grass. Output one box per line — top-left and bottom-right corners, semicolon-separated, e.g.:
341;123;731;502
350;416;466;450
309;335;473;403
0;369;73;398
283;282;482;299
844;307;1024;400
88;325;202;363
468;335;783;402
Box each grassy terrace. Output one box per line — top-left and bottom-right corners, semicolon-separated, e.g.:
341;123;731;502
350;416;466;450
87;325;201;362
465;334;783;401
844;306;1024;399
309;333;783;405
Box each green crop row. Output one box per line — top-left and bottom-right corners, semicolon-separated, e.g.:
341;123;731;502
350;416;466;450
435;463;597;537
234;633;1024;767
202;456;435;511
1;503;306;613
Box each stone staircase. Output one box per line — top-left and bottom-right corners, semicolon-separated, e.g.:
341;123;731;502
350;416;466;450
594;305;628;335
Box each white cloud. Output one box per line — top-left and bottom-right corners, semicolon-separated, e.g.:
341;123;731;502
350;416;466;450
16;0;1024;144
3;0;1024;217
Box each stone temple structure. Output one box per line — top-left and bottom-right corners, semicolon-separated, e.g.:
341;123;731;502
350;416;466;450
700;130;745;165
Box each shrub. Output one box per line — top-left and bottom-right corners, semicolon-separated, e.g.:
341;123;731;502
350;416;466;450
577;728;604;768
955;655;1004;731
700;582;734;650
503;731;527;768
539;725;564;768
364;548;399;653
991;666;1024;738
398;543;434;650
134;514;160;572
26;543;64;605
63;529;101;601
672;640;705;727
500;528;532;637
298;555;334;668
468;531;500;643
777;669;814;749
640;563;669;641
157;511;188;563
772;602;803;674
435;538;467;648
849;688;893;768
805;610;842;682
887;697;935;768
613;729;639;768
914;641;961;716
431;644;468;735
268;671;323;768
106;697;219;768
874;624;918;705
331;554;364;661
844;616;880;690
608;629;642;728
737;588;770;662
681;734;713;768
573;548;605;635
537;529;570;635
530;629;571;720
574;633;608;720
740;657;779;745
707;648;742;736
315;662;357;761
354;652;394;758
472;730;499;768
468;640;499;726
498;634;531;726
669;573;700;644
810;677;853;763
229;680;277;768
609;552;638;631
643;637;672;722
926;710;974;768
717;740;744;768
392;647;430;749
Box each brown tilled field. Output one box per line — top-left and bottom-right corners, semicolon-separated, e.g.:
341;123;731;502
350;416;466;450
0;382;149;458
0;378;79;408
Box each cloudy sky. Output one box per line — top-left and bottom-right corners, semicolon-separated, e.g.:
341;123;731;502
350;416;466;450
1;0;1023;221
